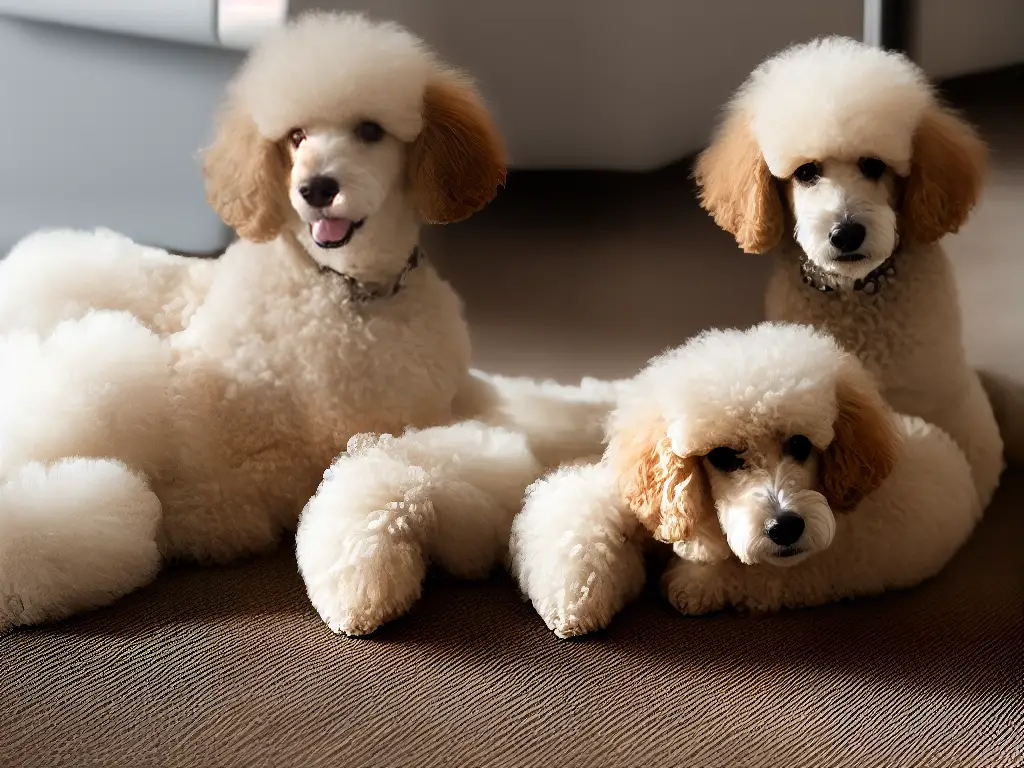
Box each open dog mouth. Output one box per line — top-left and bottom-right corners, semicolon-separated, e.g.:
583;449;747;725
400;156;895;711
310;217;365;249
776;547;803;558
833;253;867;263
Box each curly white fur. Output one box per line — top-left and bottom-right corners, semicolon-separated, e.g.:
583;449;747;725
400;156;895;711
737;37;933;178
0;12;506;632
510;324;982;637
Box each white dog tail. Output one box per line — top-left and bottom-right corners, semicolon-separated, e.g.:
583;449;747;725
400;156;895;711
455;370;622;469
978;369;1024;466
0;458;163;632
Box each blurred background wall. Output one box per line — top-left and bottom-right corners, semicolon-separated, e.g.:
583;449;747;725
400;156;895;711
0;0;1021;253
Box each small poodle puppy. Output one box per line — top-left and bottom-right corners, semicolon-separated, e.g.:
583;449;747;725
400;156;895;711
0;12;507;631
693;37;1003;507
510;324;981;637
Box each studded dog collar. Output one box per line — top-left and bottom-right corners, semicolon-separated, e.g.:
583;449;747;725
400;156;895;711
314;246;424;302
799;251;898;295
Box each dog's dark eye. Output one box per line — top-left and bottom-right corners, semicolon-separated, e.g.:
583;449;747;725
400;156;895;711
858;157;887;180
784;435;813;462
355;120;385;144
288;129;306;149
706;447;745;473
793;162;821;184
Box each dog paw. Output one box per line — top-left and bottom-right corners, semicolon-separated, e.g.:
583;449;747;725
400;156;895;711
297;467;436;639
325;612;386;638
303;546;426;638
540;601;610;639
661;559;728;616
533;556;644;639
546;610;608;639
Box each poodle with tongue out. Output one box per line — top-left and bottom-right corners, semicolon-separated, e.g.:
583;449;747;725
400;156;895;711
0;12;560;632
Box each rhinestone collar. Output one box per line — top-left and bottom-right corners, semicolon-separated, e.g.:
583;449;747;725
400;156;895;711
799;251;898;295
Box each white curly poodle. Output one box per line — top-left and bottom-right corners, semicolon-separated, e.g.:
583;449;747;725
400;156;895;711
693;37;1004;508
0;12;509;631
510;323;981;638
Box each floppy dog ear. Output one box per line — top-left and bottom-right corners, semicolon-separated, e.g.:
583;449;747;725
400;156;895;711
901;105;987;245
410;70;507;224
819;362;904;512
203;98;290;242
608;417;711;542
694;110;784;254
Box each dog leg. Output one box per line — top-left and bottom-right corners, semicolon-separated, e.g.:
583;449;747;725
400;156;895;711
510;461;647;638
297;422;540;636
660;558;734;616
0;459;162;632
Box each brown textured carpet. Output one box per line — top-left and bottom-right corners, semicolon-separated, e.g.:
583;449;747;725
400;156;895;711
3;469;1022;768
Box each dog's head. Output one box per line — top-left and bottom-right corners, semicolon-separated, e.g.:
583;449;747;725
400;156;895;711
607;323;903;566
203;13;506;255
694;37;986;285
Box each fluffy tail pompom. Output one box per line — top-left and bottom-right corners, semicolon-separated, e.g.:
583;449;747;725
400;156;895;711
0;459;162;632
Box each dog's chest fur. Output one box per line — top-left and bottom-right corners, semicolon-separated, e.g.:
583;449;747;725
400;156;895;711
169;241;471;474
765;242;970;414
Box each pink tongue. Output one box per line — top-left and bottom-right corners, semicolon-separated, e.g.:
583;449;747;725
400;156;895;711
312;218;352;244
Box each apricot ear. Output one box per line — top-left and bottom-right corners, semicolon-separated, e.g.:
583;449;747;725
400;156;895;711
410;70;507;224
901;105;987;245
694;110;784;254
203;98;289;242
608;414;712;543
819;362;904;512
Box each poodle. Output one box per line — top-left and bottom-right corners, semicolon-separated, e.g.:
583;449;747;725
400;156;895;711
693;37;1004;508
0;12;509;632
510;323;981;637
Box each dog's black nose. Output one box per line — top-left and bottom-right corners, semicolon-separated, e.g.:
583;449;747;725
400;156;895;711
765;512;805;547
829;222;866;253
299;176;340;208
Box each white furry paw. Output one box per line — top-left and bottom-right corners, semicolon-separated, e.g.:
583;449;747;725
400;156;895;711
536;563;633;640
0;459;162;631
660;558;729;616
296;448;435;637
510;463;646;638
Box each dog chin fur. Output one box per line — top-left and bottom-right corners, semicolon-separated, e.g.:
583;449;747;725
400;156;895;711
510;324;981;636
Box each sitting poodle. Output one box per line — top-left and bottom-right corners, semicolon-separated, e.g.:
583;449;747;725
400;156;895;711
0;12;509;631
510;324;981;637
693;37;1004;507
